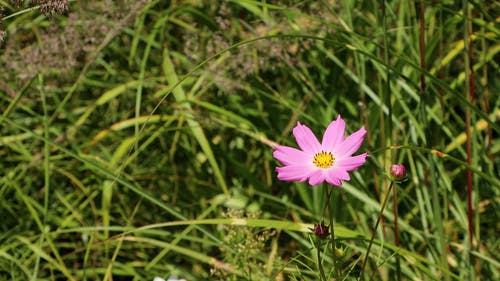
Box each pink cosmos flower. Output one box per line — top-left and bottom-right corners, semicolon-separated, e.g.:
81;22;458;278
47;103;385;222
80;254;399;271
273;115;368;186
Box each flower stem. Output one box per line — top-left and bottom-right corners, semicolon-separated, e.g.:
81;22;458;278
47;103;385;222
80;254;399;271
326;187;341;280
358;182;394;280
393;185;401;281
317;239;328;281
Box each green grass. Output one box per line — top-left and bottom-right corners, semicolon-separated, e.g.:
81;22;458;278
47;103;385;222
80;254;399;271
0;0;498;280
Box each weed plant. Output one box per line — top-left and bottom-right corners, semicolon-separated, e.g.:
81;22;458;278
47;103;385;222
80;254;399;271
0;0;498;280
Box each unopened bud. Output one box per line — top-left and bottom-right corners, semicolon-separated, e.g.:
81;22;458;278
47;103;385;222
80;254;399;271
390;164;407;181
314;222;329;239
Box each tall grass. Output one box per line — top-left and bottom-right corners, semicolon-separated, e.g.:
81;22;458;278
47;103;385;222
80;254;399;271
0;0;498;280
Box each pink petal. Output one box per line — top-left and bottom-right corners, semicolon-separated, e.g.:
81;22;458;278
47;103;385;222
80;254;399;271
328;168;350;181
325;171;343;186
335;127;367;158
276;165;315;182
321;115;345;152
273;145;311;165
292;122;322;154
326;168;351;186
335;153;368;171
308;169;326;186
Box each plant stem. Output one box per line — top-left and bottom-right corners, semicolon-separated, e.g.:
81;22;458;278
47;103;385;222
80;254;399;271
358;182;394;281
317;239;328;281
326;187;341;280
463;0;476;279
463;0;474;252
393;185;401;281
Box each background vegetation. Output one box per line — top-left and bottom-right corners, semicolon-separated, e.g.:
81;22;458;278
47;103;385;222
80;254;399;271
0;0;498;280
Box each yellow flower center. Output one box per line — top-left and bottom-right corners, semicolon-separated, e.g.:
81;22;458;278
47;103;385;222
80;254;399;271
313;151;335;169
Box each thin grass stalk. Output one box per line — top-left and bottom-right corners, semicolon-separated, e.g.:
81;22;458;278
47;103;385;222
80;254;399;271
41;76;50;256
469;10;482;281
103;238;124;281
377;0;386;173
393;185;401;281
382;2;400;279
145;200;220;270
32;74;50;281
438;7;444;111
478;10;491;278
358;182;394;281
382;0;392;152
377;0;388;241
462;0;476;279
418;2;449;280
317;239;327;281
418;0;425;97
480;13;492;161
437;2;450;244
326;187;341;280
359;58;381;199
353;20;378;198
134;69;143;158
462;0;473;248
134;11;158;161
